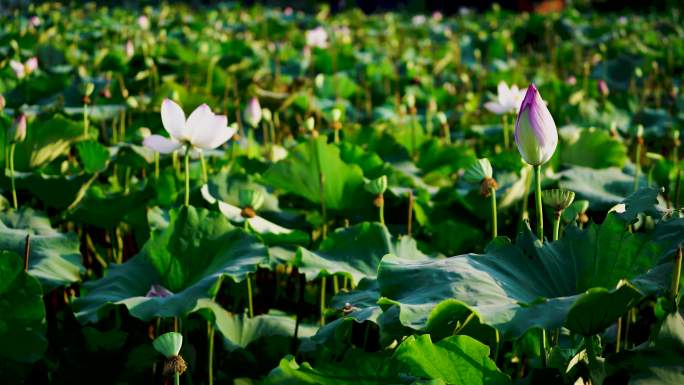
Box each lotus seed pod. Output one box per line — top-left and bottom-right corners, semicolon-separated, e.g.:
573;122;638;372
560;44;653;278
331;108;342;123
305;116;315;132
238;188;265;211
364;175;388;195
636;124;644;138
153;332;183;358
83;82;95;97
514;84;558;166
315;73;325;89
541;189;576;212
463;158;493;184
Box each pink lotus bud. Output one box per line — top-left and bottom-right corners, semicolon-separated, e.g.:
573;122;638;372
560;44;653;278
125;40;135;58
598;80;609;96
137;15;150;30
244;97;262;128
9;113;27;143
25;57;38;73
0;95;5;110
514;84;558;166
565;76;577;86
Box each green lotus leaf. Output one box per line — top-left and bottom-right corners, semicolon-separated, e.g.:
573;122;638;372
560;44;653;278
296;222;427;283
0;208;83;289
558;166;647;210
376;211;680;338
73;205;269;323
1;171;94;210
0;250;47;363
12;115;84;170
560;128;627;169
76;140;110;173
263;136;368;210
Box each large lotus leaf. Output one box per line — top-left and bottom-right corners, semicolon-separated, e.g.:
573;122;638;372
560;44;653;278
376;211;679;338
296;222;427;283
393;334;510;385
13;115;84;170
68;183;153;229
558;166;647;210
0;251;47;363
73;205;268;323
606;312;684;385
263;136;369;210
201;185;309;246
1;171;94;210
0;208;83;289
560;128;627;169
193;299;317;352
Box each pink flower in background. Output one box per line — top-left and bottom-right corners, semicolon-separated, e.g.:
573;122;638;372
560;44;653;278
432;11;443;21
284;7;293;16
137;15;150;30
29;16;41;27
9;57;38;79
125;40;135;58
484;81;526;115
146;284;173;298
244;97;262;128
598;80;610;96
306;26;328;48
565;76;577;86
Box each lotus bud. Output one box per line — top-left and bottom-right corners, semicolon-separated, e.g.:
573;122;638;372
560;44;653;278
137;15;150;30
514;84;558;166
463;158;497;197
566;76;577;86
0;95;5;111
305;116;316;132
25;57;38;73
239;188;264;218
542;189;576;213
436;112;447;125
315;73;325;89
598;80;609;96
428;98;437;113
82;82;95;97
125;40;135;58
126;96;139;109
406;92;416;110
139;127;152;138
262;107;272;122
673;129;680;147
244;97;261;128
9;114;27;143
331;108;342;123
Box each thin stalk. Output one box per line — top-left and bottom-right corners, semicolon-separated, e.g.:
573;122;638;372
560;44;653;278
9;142;17;209
207;322;215;385
333;276;339;294
671;245;682;303
634;138;642;192
502;114;509;149
23;234;30;272
83;103;89;138
154;152;160;179
199;151;208;184
183;145;190;207
520;165;532;223
540;329;548;367
407;190;414;237
246;273;254;318
490;187;497;239
675;169;681;210
379;195;385;225
552;211;561;241
319;276;326;326
616;317;622;352
534;165;544;242
174;372;180;385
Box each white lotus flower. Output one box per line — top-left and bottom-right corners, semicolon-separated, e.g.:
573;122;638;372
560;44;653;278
143;99;235;153
306;27;328;48
484;81;526;115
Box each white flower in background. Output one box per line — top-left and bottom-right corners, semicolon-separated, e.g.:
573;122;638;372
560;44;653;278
137;15;150;30
9;57;38;79
244;97;262;128
143;99;235;153
306;26;328;48
29;16;41;27
125;40;135;58
411;15;427;26
484;81;526;115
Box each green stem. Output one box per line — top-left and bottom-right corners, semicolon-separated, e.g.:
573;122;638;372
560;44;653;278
671;245;682;303
490;187;497;239
552;211;561;241
320;276;326;326
634;141;642;192
199;151;208;184
174;372;180;385
534;165;544;242
520;165;532;223
502;115;509;149
9;142;17;209
83;103;89;138
184;145;190;207
207;322;215;385
154;152;160;179
540;329;548;367
333;275;339;294
379;197;385;225
246;273;254;318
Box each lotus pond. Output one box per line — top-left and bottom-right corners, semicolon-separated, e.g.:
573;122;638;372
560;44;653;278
0;3;683;385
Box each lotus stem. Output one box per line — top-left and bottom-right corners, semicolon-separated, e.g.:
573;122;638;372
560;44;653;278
246;273;254;318
83;103;89;138
174;372;180;385
154;152;160;179
319;276;326;326
553;211;561;241
540;329;548;367
9;142;17;209
183;145;190;207
319;171;327;239
634;135;643;192
23;234;30;272
199;151;208;184
502;115;509;149
675;169;682;210
490;187;497;239
672;245;682;303
207;322;215;385
407;190;414;237
616;317;622;352
333;275;339;294
534;165;544;242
